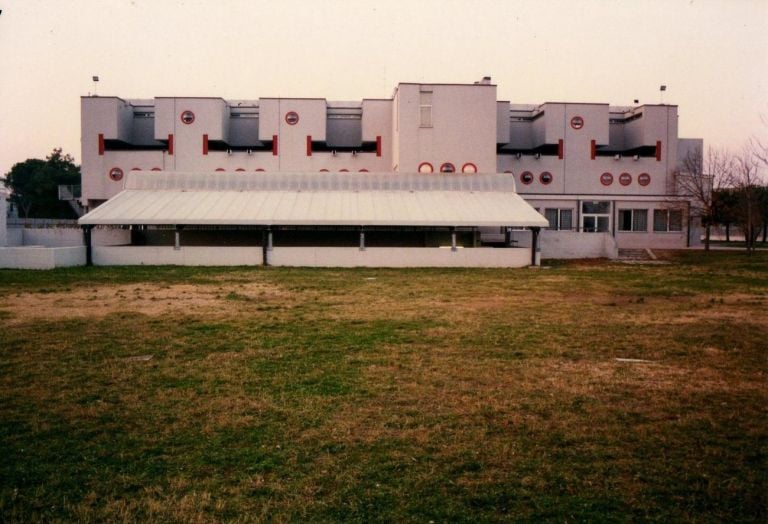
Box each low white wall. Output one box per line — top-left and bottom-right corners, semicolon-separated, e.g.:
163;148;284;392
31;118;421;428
510;230;617;259
22;227;83;247
615;231;688;249
268;247;531;268
0;199;6;247
6;227;23;247
16;226;130;247
94;246;264;266
0;246;86;269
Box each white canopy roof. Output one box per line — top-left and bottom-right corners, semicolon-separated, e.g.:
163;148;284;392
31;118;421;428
80;172;548;228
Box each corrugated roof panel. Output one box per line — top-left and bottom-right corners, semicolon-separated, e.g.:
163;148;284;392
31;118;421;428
81;173;548;228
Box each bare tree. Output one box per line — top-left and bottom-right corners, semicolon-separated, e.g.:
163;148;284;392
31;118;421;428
732;145;766;255
673;146;734;251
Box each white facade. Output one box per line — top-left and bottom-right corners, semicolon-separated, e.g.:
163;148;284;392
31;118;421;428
81;78;702;250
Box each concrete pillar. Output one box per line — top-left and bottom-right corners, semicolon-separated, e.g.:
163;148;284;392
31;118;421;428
359;228;365;251
0;198;6;247
451;228;457;252
174;225;182;250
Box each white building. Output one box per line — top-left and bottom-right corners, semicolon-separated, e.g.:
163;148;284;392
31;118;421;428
75;78;702;266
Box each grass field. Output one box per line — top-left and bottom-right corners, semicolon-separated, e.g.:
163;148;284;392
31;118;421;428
0;251;766;522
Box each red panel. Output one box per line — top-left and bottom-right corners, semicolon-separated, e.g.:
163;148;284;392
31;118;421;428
203;134;209;155
376;136;382;157
272;134;278;156
558;139;564;160
590;139;596;160
306;135;312;156
168;134;174;155
655;140;662;161
98;133;104;155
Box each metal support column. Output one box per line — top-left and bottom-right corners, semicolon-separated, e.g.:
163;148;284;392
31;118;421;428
451;228;457;252
359;227;365;251
174;225;182;250
530;227;541;266
82;225;93;266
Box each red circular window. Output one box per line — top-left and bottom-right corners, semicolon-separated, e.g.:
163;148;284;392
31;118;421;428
638;173;651;186
418;162;434;173
359;169;369;172
108;167;124;181
235;168;245;172
285;111;299;125
462;163;477;173
539;171;553;185
215;168;225;172
131;167;141;171
619;172;632;186
180;110;195;124
600;172;614;186
151;167;162;171
440;163;456;173
520;171;534;185
570;116;584;129
255;168;265;172
340;169;349;172
319;169;329;172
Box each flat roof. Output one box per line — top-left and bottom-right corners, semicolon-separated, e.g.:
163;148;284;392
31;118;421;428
80;172;548;228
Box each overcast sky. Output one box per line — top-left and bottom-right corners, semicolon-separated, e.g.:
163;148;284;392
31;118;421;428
0;0;766;176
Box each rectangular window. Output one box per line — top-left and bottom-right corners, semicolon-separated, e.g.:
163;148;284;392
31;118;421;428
654;209;684;232
544;208;574;230
619;209;648;232
419;90;432;128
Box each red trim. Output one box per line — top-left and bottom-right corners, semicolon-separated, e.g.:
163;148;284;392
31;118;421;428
180;110;195;124
255;168;265;172
168;134;174;155
590;139;596;160
359;169;369;172
655;140;662;161
108;167;123;181
285;111;299;125
619;172;632;186
306;135;312;156
203;134;209;155
340;169;349;172
235;168;245;172
570;116;584;129
272;135;278;156
558;139;564;160
98;133;104;155
131;167;141;171
151;167;162;171
319;169;329;172
215;168;225;172
376;136;382;157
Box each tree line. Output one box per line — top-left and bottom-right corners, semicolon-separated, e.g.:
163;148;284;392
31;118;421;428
675;139;768;254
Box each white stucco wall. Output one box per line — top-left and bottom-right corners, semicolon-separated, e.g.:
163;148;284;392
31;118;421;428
0;246;86;269
0;198;6;247
510;230;618;259
93;246;264;266
268;247;531;268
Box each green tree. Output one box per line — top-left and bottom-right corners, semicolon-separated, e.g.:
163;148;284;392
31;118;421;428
3;148;81;218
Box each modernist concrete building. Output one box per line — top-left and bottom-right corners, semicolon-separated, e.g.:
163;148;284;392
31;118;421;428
76;78;702;266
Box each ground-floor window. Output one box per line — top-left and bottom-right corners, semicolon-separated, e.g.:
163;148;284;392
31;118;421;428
618;209;648;232
582;201;610;232
544;208;573;230
654;209;684;232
